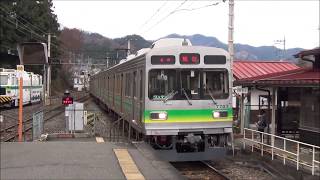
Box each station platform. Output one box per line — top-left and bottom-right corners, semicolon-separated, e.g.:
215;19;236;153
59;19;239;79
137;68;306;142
0;138;184;180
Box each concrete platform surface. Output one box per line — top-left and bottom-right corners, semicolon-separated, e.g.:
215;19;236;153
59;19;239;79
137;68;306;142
0;141;184;180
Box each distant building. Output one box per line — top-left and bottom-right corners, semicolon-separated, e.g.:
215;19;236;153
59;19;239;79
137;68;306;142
73;71;90;91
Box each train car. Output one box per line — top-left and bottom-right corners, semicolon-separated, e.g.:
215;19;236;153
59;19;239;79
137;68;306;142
90;38;233;161
0;68;43;107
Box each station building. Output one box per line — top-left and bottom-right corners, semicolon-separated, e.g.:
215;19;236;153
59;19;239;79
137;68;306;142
233;47;320;146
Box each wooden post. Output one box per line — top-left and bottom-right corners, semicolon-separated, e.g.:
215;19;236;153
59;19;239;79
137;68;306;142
240;94;245;134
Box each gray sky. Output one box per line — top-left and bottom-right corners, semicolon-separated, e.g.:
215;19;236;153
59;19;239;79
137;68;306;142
53;0;319;49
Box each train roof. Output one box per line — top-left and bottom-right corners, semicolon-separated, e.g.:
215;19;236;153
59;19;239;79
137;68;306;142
151;38;192;48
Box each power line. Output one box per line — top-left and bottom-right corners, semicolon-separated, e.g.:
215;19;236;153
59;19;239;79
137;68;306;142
138;1;168;30
0;6;46;37
142;0;223;35
173;2;220;13
0;5;64;50
142;0;188;34
0;5;48;35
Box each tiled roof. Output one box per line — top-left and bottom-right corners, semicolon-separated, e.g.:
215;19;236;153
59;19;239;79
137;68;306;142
233;61;301;80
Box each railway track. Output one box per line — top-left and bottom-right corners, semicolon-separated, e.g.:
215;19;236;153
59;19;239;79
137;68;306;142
1;93;90;142
171;161;231;180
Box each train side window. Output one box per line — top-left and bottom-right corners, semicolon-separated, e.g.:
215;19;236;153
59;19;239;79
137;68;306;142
125;73;131;97
140;70;143;100
107;76;110;96
113;75;115;94
133;71;137;98
118;75;121;95
120;74;123;96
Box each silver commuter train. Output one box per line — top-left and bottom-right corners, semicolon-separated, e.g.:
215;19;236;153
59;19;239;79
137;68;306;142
90;38;233;160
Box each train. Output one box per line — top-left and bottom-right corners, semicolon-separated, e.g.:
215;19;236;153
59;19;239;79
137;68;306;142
0;68;43;107
90;38;233;161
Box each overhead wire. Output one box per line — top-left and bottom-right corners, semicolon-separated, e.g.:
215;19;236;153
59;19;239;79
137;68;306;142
138;1;168;30
142;0;222;35
0;6;47;38
0;5;68;50
0;6;72;55
174;1;220;13
142;0;189;34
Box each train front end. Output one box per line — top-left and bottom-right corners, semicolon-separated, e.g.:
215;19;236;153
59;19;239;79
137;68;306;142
144;43;233;161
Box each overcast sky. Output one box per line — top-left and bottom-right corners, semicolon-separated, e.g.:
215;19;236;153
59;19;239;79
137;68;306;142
53;0;319;49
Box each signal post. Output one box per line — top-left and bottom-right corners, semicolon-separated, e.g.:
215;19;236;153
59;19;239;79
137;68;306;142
17;65;24;142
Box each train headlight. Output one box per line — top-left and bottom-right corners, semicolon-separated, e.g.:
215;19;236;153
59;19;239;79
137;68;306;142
150;112;167;120
212;111;228;118
213;111;220;118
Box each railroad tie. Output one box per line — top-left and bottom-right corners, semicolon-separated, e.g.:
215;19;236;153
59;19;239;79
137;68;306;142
114;149;145;180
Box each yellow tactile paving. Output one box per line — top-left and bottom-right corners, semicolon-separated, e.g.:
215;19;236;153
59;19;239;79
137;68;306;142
114;149;145;180
95;137;105;143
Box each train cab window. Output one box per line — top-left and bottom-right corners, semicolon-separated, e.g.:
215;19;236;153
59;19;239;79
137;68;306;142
179;70;200;100
148;69;176;100
202;69;229;99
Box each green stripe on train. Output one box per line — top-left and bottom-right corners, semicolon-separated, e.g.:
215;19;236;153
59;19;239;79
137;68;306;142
144;108;233;123
0;86;42;90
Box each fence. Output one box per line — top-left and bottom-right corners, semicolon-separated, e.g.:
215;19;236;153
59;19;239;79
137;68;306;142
243;128;320;175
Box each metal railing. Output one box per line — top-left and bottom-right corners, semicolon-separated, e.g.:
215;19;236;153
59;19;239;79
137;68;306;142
243;128;320;175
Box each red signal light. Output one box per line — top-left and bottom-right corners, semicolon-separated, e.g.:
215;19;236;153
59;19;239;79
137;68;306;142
62;96;73;105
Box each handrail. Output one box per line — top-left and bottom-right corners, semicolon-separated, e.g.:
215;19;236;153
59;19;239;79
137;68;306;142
243;128;320;175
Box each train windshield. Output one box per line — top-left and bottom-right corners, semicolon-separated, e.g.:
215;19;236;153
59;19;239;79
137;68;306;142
148;69;229;101
203;69;229;99
0;75;8;85
148;69;176;100
179;70;201;100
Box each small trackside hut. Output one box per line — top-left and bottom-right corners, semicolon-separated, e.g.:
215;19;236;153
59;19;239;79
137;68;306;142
90;38;234;161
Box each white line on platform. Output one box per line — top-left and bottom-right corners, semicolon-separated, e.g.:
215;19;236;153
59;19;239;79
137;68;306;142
96;137;105;143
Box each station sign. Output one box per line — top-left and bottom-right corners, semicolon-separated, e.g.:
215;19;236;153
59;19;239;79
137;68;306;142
234;86;248;94
16;65;24;78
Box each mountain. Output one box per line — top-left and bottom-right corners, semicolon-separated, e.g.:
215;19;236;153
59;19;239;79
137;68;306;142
163;34;303;62
61;28;304;64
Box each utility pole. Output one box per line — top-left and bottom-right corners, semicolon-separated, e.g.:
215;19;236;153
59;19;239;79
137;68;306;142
127;38;138;57
127;39;131;57
228;0;234;66
46;33;51;105
274;37;286;59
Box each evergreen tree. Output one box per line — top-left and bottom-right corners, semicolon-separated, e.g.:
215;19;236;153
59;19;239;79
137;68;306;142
0;0;60;56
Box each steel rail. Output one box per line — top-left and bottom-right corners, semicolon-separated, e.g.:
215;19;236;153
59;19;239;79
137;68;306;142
3;94;90;142
201;161;231;180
